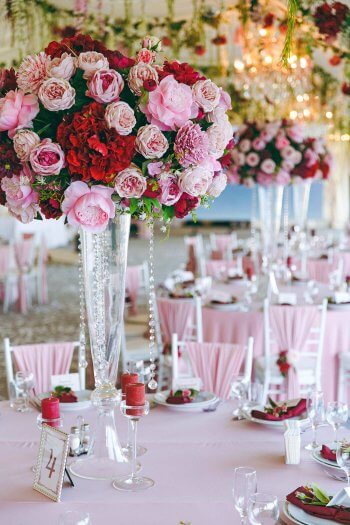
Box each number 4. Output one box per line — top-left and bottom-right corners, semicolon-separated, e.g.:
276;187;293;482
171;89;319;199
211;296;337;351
45;448;57;479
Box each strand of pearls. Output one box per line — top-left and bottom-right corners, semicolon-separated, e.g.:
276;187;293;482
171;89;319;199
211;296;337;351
147;217;157;390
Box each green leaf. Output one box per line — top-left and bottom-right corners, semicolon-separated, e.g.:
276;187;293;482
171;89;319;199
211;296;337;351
268;397;278;408
129;198;138;215
312;484;330;505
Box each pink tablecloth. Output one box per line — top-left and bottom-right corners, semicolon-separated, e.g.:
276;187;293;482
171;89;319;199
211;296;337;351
0;401;344;524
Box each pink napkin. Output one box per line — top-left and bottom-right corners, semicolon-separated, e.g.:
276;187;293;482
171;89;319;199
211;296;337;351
251;399;306;421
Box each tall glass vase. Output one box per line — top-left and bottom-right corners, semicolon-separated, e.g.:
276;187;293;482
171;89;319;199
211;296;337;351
70;214;131;481
292;180;311;234
258;184;285;270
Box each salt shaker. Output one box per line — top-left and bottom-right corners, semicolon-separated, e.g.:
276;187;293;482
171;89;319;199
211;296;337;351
81;423;91;453
284;420;301;465
69;426;81;456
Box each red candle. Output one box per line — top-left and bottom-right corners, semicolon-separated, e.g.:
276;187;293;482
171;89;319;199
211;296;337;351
121;373;138;394
287;256;293;269
41;397;60;420
246;267;253;280
125;383;145;416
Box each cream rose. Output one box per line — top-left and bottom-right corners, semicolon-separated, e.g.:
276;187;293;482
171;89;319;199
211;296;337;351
77;51;109;80
115;165;147;198
135;124;168;159
128;63;158;96
192;79;221;113
178;165;213;197
47;53;76;81
206;118;232;159
13;129;40;161
105;101;136;135
38;78;75;111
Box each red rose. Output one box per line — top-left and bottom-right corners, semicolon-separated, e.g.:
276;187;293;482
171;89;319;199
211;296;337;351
342;82;350;95
143;79;157;92
0;68;17;93
45;33;107;58
329;55;342;66
219;152;231;169
158;61;205;86
143;179;161;198
174;192;199;218
105;50;135;70
194;45;206;56
40;198;63;219
211;35;227;46
162;36;172;47
279;22;288;34
314;2;349;37
263;13;275;28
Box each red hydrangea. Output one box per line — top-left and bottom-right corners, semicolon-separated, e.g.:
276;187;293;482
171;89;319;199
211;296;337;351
45;34;107;58
174;192;199;218
105;50;135;70
57;102;135;184
0;142;22;179
314;2;349;37
157;61;204;86
143;179;162;199
0;68;17;94
40;198;63;219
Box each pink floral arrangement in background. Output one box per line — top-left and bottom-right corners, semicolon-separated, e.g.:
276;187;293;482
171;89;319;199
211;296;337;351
0;33;233;232
226;119;331;188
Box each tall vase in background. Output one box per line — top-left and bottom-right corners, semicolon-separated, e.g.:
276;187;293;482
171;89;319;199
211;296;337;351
292;180;311;235
257;184;285;270
70;214;131;480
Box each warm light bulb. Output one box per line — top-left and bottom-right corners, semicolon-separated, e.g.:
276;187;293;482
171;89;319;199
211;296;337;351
259;28;267;37
264;55;272;64
291;63;297;69
326;111;333;119
303;94;309;101
300;57;308;68
288;54;297;64
250;66;257;74
234;59;244;71
290;110;298;119
296;95;304;102
303;108;311;117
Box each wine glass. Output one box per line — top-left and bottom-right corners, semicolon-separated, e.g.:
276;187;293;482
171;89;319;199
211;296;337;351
305;390;325;451
336;441;350;485
246;382;264;408
15;370;34;412
231;378;248;420
58;510;90;524
326;402;348;444
248;493;280;524
232;467;257;525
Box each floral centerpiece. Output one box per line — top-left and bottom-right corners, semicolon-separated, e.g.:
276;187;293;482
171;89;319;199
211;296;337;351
0;33;232;232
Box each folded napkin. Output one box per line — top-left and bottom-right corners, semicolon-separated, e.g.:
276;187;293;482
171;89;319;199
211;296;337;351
287;487;350;524
251;399;306;421
166;388;199;405
321;444;336;462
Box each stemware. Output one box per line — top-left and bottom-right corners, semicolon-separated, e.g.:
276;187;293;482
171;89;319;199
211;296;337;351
305;390;325;451
232;467;257;525
248;493;280;524
336;441;350;485
15;370;34;412
326;402;348;444
245;382;264;409
231;378;248;420
58;510;91;525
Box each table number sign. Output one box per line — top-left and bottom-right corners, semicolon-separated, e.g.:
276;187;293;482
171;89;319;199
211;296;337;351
33;424;70;502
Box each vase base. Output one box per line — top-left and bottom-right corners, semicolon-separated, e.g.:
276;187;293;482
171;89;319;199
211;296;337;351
69;456;141;481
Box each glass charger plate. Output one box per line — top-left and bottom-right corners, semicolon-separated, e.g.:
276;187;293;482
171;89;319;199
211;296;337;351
283;501;336;525
243;406;308;428
38;389;92;411
311;446;341;470
154;391;217;412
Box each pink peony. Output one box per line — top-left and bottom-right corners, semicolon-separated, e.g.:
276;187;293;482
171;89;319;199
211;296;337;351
260;158;276;174
142;75;198;131
30;139;65;175
86;69;124;104
128;63;158;96
239;139;251;153
257;172;273;186
275;132;290;150
38;78;75;111
178;165;213;197
136;48;156;64
13;129;40;161
207;171;227;197
17;52;49;94
135;124;169;159
148;161;164;176
158;172;183;205
104;101;136;135
206;106;227;124
115;165;147;198
47;53;76;81
206;119;232;159
62;181;115;233
275;169;291;185
218;89;231;111
287;124;304;143
252;138;266;151
77;51;109;80
192;79;220;113
246;152;260;167
1;169;39;223
174;121;209;167
0;90;39;138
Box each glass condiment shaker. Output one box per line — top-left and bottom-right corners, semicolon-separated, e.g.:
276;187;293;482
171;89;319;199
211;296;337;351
69;426;81;456
81;423;90;453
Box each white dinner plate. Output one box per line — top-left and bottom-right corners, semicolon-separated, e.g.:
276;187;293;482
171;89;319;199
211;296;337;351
207;301;243;312
154;391;217;412
283;501;336;525
327;302;350;311
311;446;340;470
243;405;308;428
38;390;92;411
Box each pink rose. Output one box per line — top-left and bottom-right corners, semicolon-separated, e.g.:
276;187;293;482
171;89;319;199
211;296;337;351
246;152;259;167
281;146;297;160
239;139;251;153
47;53;76;81
260;158;276;174
136;48;156;64
260;130;274;142
206;106;227;124
141;36;162;51
38;78;75;111
287;124;304;143
218;89;231;111
0;90;39;138
13;129;40;161
226;166;240;185
243;176;255;188
148;161;164;176
206;119;232;159
62;181;115;233
86;69;124;104
275;169;291;185
257;172;273;186
178;165;213;197
142;76;198;131
252;138;266;151
293;150;302;164
77;51;109;80
282;160;295;172
192;79;220;113
275;132;290;150
30;139;65;175
104;101;136;135
158;172;182;205
304;148;318;167
312;138;326;155
135;124;169;159
207;171;227;197
1;169;39;223
128;63;158;96
115;165;147;198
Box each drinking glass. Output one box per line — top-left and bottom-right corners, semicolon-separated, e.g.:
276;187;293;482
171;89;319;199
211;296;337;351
326;402;348;444
15;370;34;412
248;493;280;524
58;510;91;524
246;382;264;408
231;378;248;420
305;390;325;451
232;467;257;525
336;441;350;485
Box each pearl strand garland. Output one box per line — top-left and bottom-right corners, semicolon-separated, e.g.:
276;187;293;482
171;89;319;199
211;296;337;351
147;217;157;390
78;234;88;371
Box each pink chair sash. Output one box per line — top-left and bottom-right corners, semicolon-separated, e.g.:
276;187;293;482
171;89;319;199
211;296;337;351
12;342;76;394
157;297;195;344
186;342;246;399
270;305;319;398
307;259;337;284
126;266;141;315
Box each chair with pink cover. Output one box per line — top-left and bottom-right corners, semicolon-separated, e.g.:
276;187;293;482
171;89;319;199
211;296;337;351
210;233;237;259
255;298;327;402
156;296;203;347
126;261;149;316
4;338;82;396
171;334;254;400
184;235;206;277
205;259;239;279
0;245;17;312
307;258;339;284
14;237;36;314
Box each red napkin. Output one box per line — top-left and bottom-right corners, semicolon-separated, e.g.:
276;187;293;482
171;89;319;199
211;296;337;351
251;399;306;421
286;487;350;524
321;444;336;462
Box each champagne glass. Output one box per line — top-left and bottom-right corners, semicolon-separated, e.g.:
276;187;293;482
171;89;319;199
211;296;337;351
232;467;257;525
326;402;348;444
336;441;350;485
305;390;325;451
231;378;248;420
248;493;280;524
15;370;34;412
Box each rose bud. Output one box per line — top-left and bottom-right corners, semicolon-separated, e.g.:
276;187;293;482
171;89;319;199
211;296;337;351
143;79;157;92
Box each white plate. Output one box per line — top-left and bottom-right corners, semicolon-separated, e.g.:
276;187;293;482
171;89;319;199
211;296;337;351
243;405;308;428
38;390;92;411
208;302;243;311
154;391;217;412
312;446;340;470
327;302;350;311
283;501;336;525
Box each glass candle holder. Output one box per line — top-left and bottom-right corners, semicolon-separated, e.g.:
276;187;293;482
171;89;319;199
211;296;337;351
119;392;147;458
112;401;154;492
